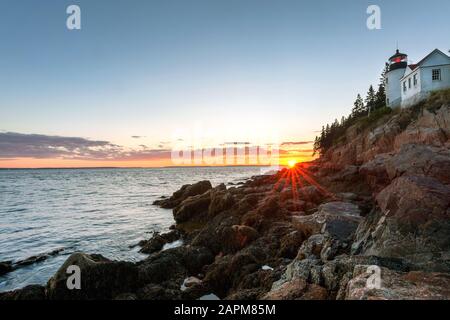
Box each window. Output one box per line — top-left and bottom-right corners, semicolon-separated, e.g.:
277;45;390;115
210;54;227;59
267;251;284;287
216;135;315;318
413;74;418;86
432;69;441;81
408;78;411;88
403;81;407;92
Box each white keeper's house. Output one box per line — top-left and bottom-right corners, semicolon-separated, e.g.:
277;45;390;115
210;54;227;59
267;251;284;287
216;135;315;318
386;48;450;108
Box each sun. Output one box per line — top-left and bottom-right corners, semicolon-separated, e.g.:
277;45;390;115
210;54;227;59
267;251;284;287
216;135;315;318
287;159;297;168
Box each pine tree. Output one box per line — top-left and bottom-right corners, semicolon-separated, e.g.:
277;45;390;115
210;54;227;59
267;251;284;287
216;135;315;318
365;85;376;115
374;65;388;110
351;94;364;117
313;136;319;155
375;83;386;110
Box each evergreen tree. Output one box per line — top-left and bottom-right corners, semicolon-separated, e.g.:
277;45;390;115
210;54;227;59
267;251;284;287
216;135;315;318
365;85;376;115
351;94;364;117
374;83;386;110
313;136;319;155
374;65;388;110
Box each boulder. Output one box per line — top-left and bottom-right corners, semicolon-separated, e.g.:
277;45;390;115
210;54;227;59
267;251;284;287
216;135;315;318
354;175;450;272
394;106;450;149
0;261;13;276
153;180;212;208
359;153;392;191
345;266;450;300
137;248;186;285
385;144;450;184
278;230;307;259
47;253;139;300
138;245;213;285
139;230;181;254
292;201;361;241
203;243;270;297
262;278;328;300
173;190;212;223
255;195;281;217
208;184;235;217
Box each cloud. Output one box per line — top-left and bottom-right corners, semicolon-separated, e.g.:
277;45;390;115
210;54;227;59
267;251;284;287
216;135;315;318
131;135;145;139
281;141;313;146
0;132;316;164
0;132;170;161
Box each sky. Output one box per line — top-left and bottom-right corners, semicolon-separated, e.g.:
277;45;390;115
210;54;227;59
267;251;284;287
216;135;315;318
0;0;449;168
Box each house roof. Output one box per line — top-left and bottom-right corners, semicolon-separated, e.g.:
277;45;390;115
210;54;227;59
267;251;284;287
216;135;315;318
415;48;450;66
401;49;450;80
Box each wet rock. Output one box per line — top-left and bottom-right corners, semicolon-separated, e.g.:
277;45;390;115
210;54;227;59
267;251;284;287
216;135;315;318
203;243;270;298
227;225;259;252
153;180;212;208
0;261;13;276
345;266;450;300
138;248;186;285
15;248;65;268
47;253;139;300
208;184;235;217
191;211;241;253
278;230;307;259
183;246;215;275
139;230;181;254
173;190;212;223
0;285;46;300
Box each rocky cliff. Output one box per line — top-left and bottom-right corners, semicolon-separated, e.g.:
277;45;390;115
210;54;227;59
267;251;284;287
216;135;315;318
2;90;449;300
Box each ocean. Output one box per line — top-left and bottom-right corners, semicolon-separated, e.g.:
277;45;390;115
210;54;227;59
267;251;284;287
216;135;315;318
0;166;264;292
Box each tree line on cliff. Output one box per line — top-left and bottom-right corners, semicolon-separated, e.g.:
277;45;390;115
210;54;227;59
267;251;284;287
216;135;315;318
313;65;390;155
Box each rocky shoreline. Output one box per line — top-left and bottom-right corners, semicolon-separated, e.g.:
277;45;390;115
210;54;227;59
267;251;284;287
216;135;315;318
1;93;449;300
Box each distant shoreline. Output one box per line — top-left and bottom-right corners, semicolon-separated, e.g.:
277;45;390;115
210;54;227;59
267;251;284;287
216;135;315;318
0;165;273;170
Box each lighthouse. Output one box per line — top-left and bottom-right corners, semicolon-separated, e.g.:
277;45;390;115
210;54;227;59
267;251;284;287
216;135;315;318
386;49;408;108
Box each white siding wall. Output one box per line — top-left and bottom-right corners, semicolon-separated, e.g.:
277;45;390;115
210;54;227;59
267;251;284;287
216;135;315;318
401;70;422;107
421;65;450;92
401;51;450;108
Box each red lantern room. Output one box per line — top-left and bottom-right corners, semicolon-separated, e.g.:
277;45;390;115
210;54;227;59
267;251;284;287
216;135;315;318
388;49;408;71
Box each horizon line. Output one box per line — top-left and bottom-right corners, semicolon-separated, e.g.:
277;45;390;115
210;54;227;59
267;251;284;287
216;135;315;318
0;164;279;170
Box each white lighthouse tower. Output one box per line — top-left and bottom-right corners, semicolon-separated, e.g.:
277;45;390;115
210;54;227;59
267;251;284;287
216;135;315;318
386;49;408;108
